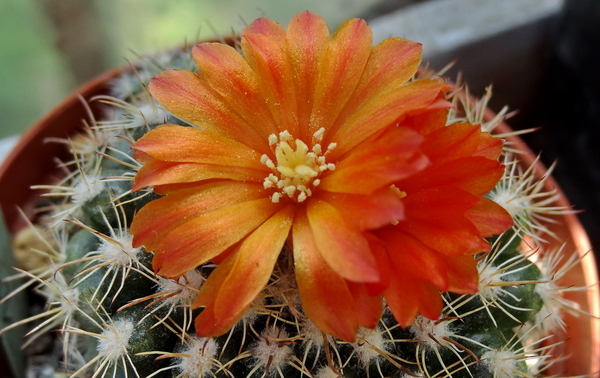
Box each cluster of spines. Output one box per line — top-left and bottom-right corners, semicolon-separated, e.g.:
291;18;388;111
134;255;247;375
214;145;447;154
0;47;587;378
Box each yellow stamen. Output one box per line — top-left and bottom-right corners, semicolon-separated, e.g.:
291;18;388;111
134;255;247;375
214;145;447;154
262;130;336;203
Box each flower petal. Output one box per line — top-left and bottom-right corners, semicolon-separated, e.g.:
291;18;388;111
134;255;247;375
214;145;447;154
152;197;281;278
193;206;295;336
395;187;491;255
465;197;513;237
132;125;266;168
383;272;418;327
377;228;449;290
194;305;242;339
149;69;269;153
213;205;295;323
286;11;330;140
307;199;379;282
309;17;372;138
328;79;447;159
402;107;447;136
192;247;239;310
384;271;442;327
132;156;266;192
441;254;479;294
319;126;428;194
241;33;299;135
316;187;405;230
364;235;392;296
333;38;422;134
192;43;280;138
244;17;286;46
399;156;505;197
346;282;382;329
420;123;503;165
192;250;244;337
293;210;359;341
131;181;266;250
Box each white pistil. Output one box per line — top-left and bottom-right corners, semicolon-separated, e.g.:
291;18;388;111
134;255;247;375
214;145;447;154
261;130;336;203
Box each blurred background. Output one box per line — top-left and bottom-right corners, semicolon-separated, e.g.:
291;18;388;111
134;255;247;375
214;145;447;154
1;0;599;262
1;0;406;141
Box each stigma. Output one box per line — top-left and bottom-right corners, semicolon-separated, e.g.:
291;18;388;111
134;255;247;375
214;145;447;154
261;129;336;203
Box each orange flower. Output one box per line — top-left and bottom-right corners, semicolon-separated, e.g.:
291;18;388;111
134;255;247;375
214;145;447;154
367;109;514;326
129;11;512;342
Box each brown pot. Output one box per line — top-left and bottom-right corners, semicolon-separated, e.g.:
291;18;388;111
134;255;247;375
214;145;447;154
0;66;598;377
0;66;129;235
492;112;600;377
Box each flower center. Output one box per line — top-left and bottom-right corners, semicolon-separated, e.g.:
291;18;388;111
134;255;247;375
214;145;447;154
261;128;336;203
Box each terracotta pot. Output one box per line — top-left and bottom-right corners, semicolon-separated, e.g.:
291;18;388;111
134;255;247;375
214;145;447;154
0;67;129;235
492;112;600;377
0;66;597;377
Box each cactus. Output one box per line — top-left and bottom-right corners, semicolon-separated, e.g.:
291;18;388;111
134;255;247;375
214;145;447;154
1;11;593;378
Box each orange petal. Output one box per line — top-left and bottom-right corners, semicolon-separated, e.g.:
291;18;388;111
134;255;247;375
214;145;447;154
384;270;443;327
193;247;240;310
329;80;447;159
421;123;503;165
151;198;281;278
309;17;372;138
192;249;245;337
244;17;286;46
319;126;428;194
131;181;265;250
306;199;379;282
474;131;504;160
132;157;266;192
440;253;479;294
213;205;295;323
241;33;299;135
465;197;513;237
396;187;491;255
399;156;505;197
293;210;359;341
285;11;330;140
333;37;422;135
149;69;269;153
192;44;280;138
192;206;294;337
383;271;419;327
316;187;404;230
346;281;382;329
132;125;266;167
364;234;392;295
403;107;448;136
194;305;245;338
376;228;449;290
413;281;443;321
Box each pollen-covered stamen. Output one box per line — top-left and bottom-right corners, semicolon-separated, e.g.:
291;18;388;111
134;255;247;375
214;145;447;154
262;130;336;203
